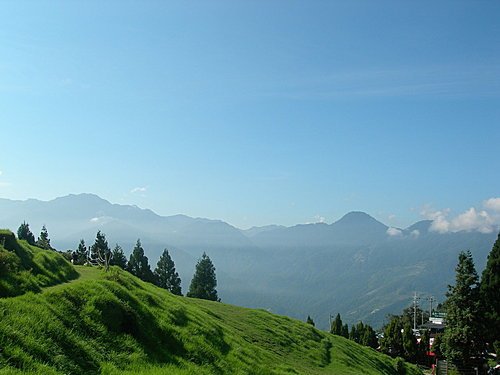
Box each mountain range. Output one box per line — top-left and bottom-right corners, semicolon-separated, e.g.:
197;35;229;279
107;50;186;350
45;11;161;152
0;193;496;329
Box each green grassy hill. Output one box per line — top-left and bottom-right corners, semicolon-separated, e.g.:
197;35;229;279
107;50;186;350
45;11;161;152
0;234;421;375
0;230;77;297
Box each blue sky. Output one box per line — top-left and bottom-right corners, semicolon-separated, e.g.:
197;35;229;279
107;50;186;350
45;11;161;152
1;1;499;229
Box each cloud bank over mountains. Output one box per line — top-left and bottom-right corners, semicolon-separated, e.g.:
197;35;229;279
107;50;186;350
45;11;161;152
422;197;500;234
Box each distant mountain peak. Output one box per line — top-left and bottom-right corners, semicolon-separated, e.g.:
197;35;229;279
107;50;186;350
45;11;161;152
53;193;108;204
334;211;383;225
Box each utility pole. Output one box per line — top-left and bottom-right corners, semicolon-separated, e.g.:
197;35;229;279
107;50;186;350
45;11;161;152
427;296;435;320
413;292;420;331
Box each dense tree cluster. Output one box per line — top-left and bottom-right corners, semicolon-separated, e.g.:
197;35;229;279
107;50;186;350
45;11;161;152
330;313;378;349
68;233;217;299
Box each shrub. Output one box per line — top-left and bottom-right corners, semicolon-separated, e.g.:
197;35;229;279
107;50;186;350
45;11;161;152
393;357;406;375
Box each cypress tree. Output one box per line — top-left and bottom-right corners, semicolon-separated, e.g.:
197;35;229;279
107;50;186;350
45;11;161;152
306;315;315;326
187;252;219;301
341;323;349;338
110;244;127;269
402;320;417;362
36;225;52;250
127;239;154;282
330;313;343;335
349;325;358;343
154;249;182;295
72;239;88;265
480;232;500;348
443;250;482;367
361;324;379;349
381;316;404;357
90;231;112;271
17;221;35;245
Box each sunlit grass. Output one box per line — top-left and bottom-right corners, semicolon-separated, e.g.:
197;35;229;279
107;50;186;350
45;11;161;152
0;232;421;374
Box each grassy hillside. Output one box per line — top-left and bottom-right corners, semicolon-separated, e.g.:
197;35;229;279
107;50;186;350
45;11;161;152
0;229;77;297
0;233;421;374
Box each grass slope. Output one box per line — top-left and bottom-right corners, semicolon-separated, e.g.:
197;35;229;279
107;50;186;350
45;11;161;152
0;230;77;297
0;233;421;374
0;264;421;375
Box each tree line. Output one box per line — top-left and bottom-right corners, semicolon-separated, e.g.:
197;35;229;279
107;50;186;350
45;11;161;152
16;222;219;302
328;313;379;349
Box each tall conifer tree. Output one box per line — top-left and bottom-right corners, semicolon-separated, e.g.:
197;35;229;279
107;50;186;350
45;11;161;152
110;244;127;269
187;252;219;301
154;249;182;295
90;231;112;271
480;232;500;349
127;239;154;282
17;221;35;245
443;250;482;366
36;225;52;250
72;239;88;265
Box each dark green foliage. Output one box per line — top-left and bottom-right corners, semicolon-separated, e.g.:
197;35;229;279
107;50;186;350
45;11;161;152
110;244;127;269
401;321;417;362
330;313;343;335
0;229;78;297
127;239;154;282
331;313;378;350
306;315;315;326
381;315;404;358
90;231;112;271
154;249;182;295
72;239;88;265
480;232;500;346
360;324;379;349
431;333;443;357
36;225;52;250
443;250;482;366
349;325;358;342
393;357;406;375
187;252;219;301
402;306;429;328
17;221;35;245
341;323;349;338
417;329;430;364
381;315;417;363
319;338;332;367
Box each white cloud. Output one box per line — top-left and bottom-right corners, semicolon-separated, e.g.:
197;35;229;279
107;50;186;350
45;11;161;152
410;229;420;238
422;202;499;234
484;197;500;212
388;214;396;220
90;217;100;222
130;187;147;194
0;170;2;176
451;208;495;234
314;215;326;223
387;227;403;236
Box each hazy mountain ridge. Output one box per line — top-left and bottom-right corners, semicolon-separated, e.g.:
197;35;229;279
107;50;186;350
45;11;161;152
0;194;496;328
